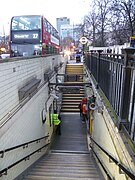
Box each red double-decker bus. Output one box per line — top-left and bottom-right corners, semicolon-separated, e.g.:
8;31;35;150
9;15;60;57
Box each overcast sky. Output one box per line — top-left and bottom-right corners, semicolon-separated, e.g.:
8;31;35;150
0;0;90;35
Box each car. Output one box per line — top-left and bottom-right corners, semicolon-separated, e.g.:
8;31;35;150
0;54;10;59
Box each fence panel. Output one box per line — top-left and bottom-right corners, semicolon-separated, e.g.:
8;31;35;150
85;49;135;142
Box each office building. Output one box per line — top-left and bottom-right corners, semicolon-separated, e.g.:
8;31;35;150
60;24;82;43
56;17;70;35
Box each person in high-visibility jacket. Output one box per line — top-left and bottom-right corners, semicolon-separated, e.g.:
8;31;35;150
52;110;61;135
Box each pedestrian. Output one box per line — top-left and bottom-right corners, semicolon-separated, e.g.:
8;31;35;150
52;110;61;135
78;102;82;116
81;97;88;123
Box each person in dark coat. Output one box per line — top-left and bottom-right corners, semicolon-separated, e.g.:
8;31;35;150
78;102;82;116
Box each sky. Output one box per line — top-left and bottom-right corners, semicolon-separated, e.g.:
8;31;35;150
0;0;90;35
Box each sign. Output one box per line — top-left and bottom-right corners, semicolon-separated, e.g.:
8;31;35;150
13;32;39;39
79;36;88;45
12;30;40;43
51;35;59;46
58;86;81;94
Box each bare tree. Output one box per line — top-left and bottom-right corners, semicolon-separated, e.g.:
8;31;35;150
83;0;135;46
109;7;129;45
84;0;115;46
111;0;135;37
94;0;112;46
60;36;74;50
84;0;112;46
84;4;98;46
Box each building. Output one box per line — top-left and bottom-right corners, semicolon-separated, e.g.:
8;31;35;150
56;17;70;35
56;17;82;50
60;24;82;45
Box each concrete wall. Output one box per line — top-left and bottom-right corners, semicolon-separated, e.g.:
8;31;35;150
0;55;67;180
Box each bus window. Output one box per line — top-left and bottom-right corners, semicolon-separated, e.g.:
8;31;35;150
11;15;41;31
44;19;48;31
47;22;51;33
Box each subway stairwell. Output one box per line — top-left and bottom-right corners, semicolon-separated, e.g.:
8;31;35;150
20;63;104;180
21;113;103;180
61;64;85;113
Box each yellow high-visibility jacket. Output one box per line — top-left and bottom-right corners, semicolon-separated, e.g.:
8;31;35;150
52;113;61;125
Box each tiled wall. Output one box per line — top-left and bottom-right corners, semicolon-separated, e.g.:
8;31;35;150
0;55;67;179
0;56;60;121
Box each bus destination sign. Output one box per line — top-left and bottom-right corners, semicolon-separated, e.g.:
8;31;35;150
12;31;40;41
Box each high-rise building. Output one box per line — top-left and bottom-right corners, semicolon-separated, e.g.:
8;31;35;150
60;24;82;43
56;17;70;35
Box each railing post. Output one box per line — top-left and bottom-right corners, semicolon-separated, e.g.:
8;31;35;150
90;50;93;72
120;48;135;129
96;50;103;89
85;51;89;70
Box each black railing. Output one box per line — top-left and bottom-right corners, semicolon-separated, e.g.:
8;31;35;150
89;136;135;180
49;82;92;86
0;135;50;176
0;135;49;156
85;49;135;142
57;73;86;82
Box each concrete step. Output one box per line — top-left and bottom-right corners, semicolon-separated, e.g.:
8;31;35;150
23;153;101;180
62;96;83;99
62;94;84;97
62;100;83;103
61;105;79;108
62;102;81;105
62;99;82;102
24;176;100;179
66;65;83;67
61;109;80;112
66;71;83;74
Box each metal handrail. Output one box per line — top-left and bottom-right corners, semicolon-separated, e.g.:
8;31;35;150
89;136;135;179
49;82;92;86
90;146;113;180
0;135;49;155
0;142;50;176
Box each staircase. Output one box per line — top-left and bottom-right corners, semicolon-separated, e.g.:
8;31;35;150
61;64;85;113
18;63;104;180
23;152;102;180
65;64;83;75
19;94;104;180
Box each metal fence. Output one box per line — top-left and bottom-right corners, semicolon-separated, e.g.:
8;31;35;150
85;48;135;142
